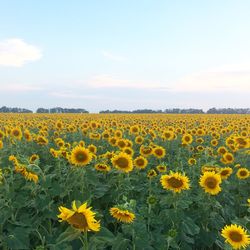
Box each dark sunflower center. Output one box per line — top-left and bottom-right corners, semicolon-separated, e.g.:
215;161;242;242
221;170;229;176
155;149;163;156
229;231;243;242
13;130;20;136
239;171;247;176
67;212;88;230
136;159;145;166
76;152;87;161
167;177;183;188
205;177;217;189
115;157;129;168
185;136;190;142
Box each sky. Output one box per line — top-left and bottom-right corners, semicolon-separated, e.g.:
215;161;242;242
0;0;250;112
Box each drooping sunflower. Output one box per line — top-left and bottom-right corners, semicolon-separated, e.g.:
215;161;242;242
70;146;92;166
29;154;39;164
134;156;148;169
58;201;100;232
199;171;222;195
110;207;135;223
147;169;157;178
160;172;190;193
111;152;133;173
219;167;233;180
236;168;250;179
95;163;111;172
221;224;250;249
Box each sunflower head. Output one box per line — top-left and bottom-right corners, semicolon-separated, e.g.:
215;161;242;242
70;146;92;167
199;171;222;195
236;168;250;179
110;206;135;224
58;201;100;232
160;172;190;193
111;152;133;173
221;224;250;249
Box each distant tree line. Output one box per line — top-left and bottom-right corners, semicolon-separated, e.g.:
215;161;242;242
99;108;250;114
36;107;89;113
0;106;33;113
0;106;249;114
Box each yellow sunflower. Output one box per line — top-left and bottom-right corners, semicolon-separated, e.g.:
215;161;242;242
181;134;193;145
110;207;135;223
222;152;235;164
11;127;22;140
134;156;148;169
221;224;249;249
95;163;111;172
199;171;222;195
58;201;100;232
156;165;167;173
160;172;190;193
219;167;233;180
70;146;92;166
153;146;166;159
147;169;157;178
111;152;133;173
236;168;250;179
188;158;196;166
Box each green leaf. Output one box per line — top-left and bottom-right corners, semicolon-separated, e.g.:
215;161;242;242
56;226;81;245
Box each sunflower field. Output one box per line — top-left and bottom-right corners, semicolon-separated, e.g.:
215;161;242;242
0;113;249;250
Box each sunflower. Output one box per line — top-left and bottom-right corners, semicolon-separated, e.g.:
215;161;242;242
110;207;135;223
236;168;250;179
217;146;228;155
29;154;39;164
134;156;148;169
219;167;233;180
88;144;97;154
160;172;190;193
111;152;133;173
70;146;92;166
58;201;100;232
221;224;250;249
147;169;157;178
181;134;193;145
222;152;234;164
11;127;22;140
199;171;222;195
140;145;153;157
188;158;196;166
153;146;166;159
0;141;3;149
156;165;167;173
135;136;144;144
95;163;111;172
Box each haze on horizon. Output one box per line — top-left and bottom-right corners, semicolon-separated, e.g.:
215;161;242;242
0;0;250;112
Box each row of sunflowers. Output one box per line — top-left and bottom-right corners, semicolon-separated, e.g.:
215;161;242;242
0;113;249;249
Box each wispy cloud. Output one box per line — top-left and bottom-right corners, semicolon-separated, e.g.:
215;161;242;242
101;50;127;62
0;38;42;67
173;65;250;93
1;84;43;92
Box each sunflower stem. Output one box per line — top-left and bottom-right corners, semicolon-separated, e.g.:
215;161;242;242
84;231;88;250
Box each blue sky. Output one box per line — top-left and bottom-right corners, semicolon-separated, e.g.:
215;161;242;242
0;0;250;112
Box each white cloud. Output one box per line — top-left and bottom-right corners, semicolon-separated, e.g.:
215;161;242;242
0;38;42;67
101;50;127;62
1;84;43;91
173;64;250;92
